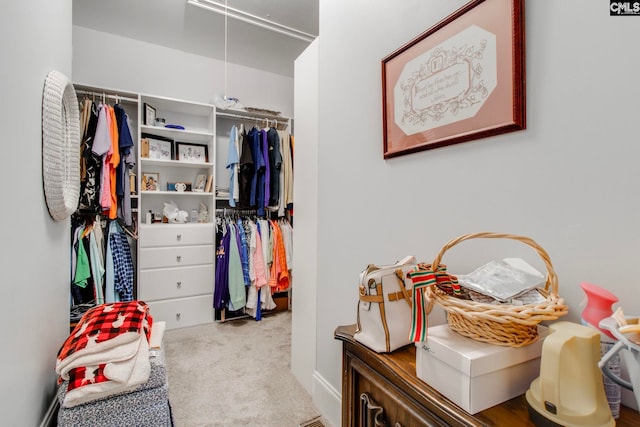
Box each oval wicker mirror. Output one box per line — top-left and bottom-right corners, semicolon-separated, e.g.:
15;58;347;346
42;70;80;221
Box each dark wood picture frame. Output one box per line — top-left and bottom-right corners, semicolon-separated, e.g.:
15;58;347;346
381;0;525;158
143;103;156;126
175;142;209;163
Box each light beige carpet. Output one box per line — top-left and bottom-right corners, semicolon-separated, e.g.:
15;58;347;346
164;310;326;427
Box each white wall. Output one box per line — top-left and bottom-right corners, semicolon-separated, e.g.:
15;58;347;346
72;26;294;117
0;1;73;425
301;0;640;423
291;39;319;394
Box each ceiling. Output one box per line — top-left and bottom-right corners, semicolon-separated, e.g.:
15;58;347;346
73;0;319;77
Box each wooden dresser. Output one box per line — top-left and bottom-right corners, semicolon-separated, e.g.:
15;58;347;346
335;324;640;427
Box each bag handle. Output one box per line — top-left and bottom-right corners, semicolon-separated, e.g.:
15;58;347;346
394;269;413;308
432;232;559;297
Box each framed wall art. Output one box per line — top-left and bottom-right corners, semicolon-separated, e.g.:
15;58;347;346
147;137;173;160
175;142;209;163
381;0;525;158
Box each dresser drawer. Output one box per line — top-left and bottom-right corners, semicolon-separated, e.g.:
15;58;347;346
139;224;215;247
139;265;213;301
147;295;213;330
139;245;214;269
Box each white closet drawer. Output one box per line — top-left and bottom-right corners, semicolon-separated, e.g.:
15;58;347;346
147;295;213;330
139;265;213;301
139;245;214;269
139;224;215;247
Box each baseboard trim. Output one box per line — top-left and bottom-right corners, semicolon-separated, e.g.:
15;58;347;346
39;392;59;427
312;371;341;427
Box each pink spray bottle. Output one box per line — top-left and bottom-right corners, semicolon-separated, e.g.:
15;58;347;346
580;281;620;418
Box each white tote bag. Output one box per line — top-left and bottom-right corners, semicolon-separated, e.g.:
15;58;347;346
354;256;420;353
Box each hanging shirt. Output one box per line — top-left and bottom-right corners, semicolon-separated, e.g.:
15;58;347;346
279;219;294;268
268;219;290;292
79;102;101;212
214;226;231;310
226;125;239;207
106;106;120;219
257;219;271;282
260;129;270;212
92;104;111;211
73;226;91;289
254;221;275;312
237;218;250;286
247;127;265;208
227;223;246;311
267;127;282;206
114;104;135;226
105;221;134;302
233;124;242;203
238;128;253;208
88;227;105;304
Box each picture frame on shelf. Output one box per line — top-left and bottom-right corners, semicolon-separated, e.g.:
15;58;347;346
143;103;156;126
193;174;207;192
381;0;525;158
141;172;160;191
175;142;208;163
204;174;214;193
147;137;173;161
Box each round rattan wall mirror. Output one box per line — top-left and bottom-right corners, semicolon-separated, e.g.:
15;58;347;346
42;70;80;221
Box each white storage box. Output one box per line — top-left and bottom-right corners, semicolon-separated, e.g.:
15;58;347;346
416;324;548;414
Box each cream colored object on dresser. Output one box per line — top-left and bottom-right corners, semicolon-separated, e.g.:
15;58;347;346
139;223;215;329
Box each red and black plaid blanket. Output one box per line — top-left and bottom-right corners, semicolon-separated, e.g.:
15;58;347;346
56;301;153;407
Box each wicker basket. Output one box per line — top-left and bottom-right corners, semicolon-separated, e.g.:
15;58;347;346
426;232;568;347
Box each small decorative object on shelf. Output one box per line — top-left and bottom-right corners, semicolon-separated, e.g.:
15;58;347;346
129;172;137;194
167;182;192;192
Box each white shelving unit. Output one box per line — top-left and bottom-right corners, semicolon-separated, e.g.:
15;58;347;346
137;94;216;329
138;94;216;219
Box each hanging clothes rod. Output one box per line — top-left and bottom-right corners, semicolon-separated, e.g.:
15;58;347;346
216;111;290;123
215;208;258;216
75;89;138;104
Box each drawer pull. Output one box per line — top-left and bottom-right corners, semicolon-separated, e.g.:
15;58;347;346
176;255;182;262
176;281;182;288
360;393;389;427
176;234;182;241
176;313;181;320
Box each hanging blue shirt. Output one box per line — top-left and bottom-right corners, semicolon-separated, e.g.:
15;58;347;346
236;218;250;286
247;127;264;208
226;125;239;207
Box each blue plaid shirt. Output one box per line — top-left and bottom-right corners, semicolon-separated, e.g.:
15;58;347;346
109;225;134;301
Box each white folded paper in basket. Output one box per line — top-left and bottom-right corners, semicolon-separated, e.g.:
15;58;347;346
457;258;545;303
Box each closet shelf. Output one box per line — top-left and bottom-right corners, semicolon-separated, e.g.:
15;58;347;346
141;125;213;141
140;190;213;196
141;158;214;169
